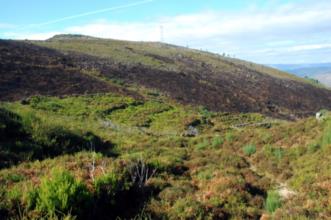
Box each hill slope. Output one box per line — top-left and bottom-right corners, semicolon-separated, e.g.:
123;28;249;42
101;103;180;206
0;40;140;101
1;35;331;119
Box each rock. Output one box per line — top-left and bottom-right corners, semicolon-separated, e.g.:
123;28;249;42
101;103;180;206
182;126;199;137
316;112;323;121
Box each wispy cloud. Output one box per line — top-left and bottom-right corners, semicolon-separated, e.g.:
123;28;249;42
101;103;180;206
18;0;154;30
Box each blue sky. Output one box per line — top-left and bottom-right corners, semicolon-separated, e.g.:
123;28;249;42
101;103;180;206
1;0;331;64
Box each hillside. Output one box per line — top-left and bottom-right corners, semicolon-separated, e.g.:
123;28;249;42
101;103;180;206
0;40;141;101
1;35;330;119
1;34;331;219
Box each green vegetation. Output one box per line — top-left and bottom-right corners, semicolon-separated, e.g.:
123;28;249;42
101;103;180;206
30;168;91;217
212;135;224;148
265;190;282;213
243;144;256;156
1;92;331;219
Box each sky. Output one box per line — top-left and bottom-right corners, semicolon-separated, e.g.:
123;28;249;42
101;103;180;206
1;0;331;64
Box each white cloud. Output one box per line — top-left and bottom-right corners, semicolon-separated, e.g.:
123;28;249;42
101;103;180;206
67;22;160;41
288;44;331;52
4;0;331;63
0;23;16;29
3;31;60;40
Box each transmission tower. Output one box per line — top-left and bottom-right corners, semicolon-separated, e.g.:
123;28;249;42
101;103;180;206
160;25;164;42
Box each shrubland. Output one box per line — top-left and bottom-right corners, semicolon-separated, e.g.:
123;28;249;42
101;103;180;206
0;93;330;219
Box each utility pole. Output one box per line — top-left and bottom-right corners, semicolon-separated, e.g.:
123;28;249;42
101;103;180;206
160;25;164;42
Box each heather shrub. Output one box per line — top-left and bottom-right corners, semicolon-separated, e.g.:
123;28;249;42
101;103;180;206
169;197;205;219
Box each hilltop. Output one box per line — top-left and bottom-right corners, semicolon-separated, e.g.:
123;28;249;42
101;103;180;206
0;35;330;119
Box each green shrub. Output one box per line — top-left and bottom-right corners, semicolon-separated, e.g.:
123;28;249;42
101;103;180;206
29;168;91;217
265;190;281;213
212;136;224;148
243;144;256;156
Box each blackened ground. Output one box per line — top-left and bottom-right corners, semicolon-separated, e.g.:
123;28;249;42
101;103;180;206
0;40;140;101
67;50;331;119
1;39;331;119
